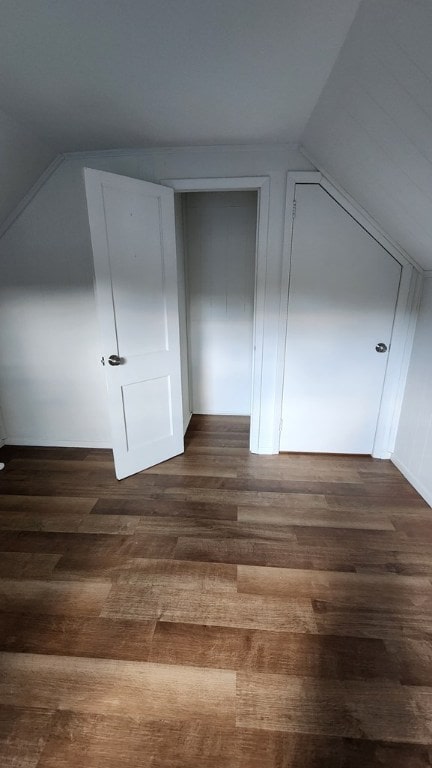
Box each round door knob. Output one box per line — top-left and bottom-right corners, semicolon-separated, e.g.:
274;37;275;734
375;342;388;353
108;354;123;366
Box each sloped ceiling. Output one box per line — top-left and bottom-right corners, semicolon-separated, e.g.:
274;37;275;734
1;0;432;272
0;108;56;226
302;0;432;270
0;0;360;151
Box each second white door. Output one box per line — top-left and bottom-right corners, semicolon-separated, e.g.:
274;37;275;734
280;184;401;454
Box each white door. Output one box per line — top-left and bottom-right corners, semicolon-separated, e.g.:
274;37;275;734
84;169;184;479
280;184;401;454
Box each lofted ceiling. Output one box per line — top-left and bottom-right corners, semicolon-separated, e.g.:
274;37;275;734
0;0;360;151
1;0;432;270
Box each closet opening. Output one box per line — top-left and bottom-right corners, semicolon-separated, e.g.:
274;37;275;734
175;190;258;444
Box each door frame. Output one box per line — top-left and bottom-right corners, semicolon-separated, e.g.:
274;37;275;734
162;176;270;454
282;171;423;459
0;406;6;448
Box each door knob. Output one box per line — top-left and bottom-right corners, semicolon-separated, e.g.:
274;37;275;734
108;354;123;366
375;342;388;353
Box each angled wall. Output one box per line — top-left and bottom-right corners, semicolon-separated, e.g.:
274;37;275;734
0;159;111;447
393;275;432;506
0;106;56;227
302;0;432;271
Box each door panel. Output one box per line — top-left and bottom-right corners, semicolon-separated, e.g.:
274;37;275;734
84;169;184;479
103;185;169;357
280;184;401;454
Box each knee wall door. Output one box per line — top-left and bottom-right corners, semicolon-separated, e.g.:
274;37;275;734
280;184;401;454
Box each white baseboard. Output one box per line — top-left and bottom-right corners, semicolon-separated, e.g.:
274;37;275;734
391;455;432;508
372;450;392;460
250;445;278;455
183;411;192;435
5;437;112;449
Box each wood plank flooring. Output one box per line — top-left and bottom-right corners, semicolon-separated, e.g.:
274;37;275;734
1;414;432;766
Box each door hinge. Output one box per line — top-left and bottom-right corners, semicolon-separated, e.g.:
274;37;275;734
292;200;297;220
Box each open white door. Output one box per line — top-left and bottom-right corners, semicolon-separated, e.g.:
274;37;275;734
84;169;184;479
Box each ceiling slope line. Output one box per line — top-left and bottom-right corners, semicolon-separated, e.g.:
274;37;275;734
0;153;65;243
299;143;424;274
62;142;301;162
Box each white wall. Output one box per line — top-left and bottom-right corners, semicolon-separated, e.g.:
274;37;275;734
0;106;55;228
302;0;432;271
0;405;6;446
0;144;313;449
393;276;432;506
185;191;256;415
0;161;111;447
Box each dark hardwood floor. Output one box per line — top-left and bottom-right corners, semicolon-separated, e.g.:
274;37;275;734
1;415;432;767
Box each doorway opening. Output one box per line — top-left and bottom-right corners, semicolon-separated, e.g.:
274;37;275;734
175;190;258;444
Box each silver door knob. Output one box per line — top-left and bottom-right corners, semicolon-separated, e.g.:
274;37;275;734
108;354;123;366
375;342;388;353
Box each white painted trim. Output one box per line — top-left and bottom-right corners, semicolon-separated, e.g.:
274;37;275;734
282;171;422;458
5;437;112;448
63;142;301;162
287;170;423;272
299;146;423;273
251;444;275;455
0;407;7;448
319;178;417;272
181;197;194;423
162;176;271;456
162;176;270;192
0;154;65;240
392;455;432;508
277;172;322;450
285;171;322;186
183;411;192;435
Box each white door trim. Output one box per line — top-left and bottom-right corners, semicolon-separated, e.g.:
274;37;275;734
299;147;424;273
0;406;6;448
282;171;422;459
162;176;270;455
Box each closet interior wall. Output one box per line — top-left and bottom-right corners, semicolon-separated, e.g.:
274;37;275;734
178;191;257;420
